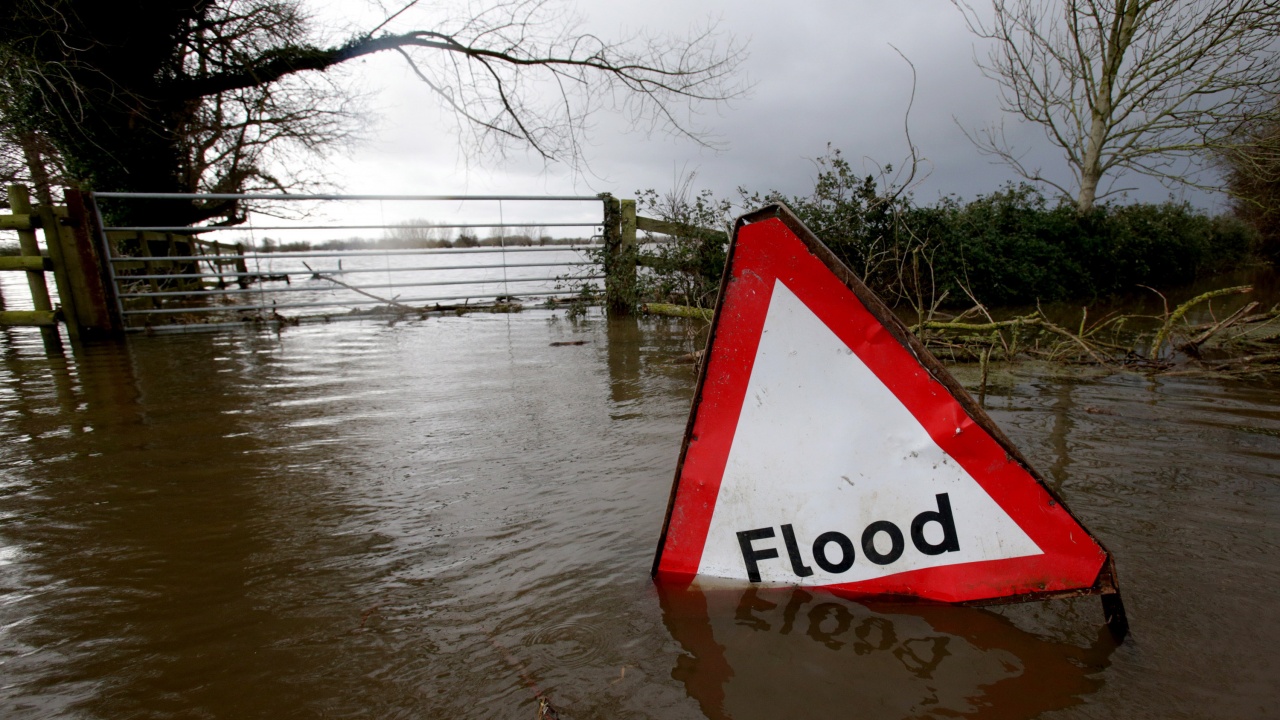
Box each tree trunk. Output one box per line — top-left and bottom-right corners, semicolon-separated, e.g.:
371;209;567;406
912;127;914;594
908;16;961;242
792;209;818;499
1076;175;1099;213
1077;128;1105;213
1074;0;1143;214
18;131;55;207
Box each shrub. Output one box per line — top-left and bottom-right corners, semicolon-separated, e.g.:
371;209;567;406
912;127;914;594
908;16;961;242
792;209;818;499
633;152;1263;310
633;185;734;308
901;186;1259;306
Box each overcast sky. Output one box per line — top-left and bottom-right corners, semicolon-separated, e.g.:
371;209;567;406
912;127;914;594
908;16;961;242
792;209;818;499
263;0;1222;237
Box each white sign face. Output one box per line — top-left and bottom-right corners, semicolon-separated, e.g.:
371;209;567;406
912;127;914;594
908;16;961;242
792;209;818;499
696;281;1042;585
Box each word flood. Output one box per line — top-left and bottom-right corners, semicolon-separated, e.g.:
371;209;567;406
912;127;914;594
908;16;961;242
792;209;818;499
735;493;960;582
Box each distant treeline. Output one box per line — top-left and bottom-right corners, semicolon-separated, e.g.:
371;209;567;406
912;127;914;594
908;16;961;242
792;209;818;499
637;150;1262;310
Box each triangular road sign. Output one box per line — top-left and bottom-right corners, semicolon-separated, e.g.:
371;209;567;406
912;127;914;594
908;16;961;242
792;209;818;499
653;205;1126;635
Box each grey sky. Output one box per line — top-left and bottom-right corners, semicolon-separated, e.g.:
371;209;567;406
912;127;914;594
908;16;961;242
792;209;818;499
286;0;1222;236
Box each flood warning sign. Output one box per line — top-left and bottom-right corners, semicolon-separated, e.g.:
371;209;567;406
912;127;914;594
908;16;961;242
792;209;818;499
652;205;1122;609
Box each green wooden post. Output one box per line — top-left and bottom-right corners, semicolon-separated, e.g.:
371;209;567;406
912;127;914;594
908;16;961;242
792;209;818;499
0;310;64;327
601;194;623;314
35;203;82;340
616;199;638;316
7;184;64;350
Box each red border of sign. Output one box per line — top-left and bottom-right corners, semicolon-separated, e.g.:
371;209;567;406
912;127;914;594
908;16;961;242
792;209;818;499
653;207;1116;605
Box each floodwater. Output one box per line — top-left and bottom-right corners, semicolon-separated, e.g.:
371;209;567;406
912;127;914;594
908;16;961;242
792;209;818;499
0;311;1277;719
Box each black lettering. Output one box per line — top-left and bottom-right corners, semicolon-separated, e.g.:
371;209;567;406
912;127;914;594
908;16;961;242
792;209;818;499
780;524;814;577
910;493;960;555
812;531;856;573
737;527;779;582
861;521;905;565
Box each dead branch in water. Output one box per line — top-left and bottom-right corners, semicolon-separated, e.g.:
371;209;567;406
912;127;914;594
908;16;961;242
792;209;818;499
640;280;1280;376
1148;286;1252;360
916;285;1280;375
641;303;714;321
303;262;424;316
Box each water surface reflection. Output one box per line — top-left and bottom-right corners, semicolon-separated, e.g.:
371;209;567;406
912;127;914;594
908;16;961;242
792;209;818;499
660;583;1114;719
0;314;1275;718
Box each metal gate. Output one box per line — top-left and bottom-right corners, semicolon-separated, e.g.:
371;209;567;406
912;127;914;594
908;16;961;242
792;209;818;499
91;192;607;331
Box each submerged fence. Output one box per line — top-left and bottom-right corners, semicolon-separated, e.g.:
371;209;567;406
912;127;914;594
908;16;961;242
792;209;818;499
93;192;606;331
0;187;689;345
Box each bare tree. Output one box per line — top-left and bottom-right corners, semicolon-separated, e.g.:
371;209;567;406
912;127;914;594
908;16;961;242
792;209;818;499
1221;97;1280;257
0;87;67;207
0;0;747;225
954;0;1280;211
175;2;368;200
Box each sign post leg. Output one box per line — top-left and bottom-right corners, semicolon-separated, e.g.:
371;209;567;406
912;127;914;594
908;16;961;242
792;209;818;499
1102;590;1129;642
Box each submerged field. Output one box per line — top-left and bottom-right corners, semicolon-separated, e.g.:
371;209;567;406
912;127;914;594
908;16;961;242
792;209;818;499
0;312;1276;718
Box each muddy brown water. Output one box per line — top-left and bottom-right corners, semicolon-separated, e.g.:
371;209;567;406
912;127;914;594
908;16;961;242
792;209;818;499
0;313;1276;718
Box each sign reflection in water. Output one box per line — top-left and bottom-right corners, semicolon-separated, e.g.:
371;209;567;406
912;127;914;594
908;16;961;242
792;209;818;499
659;582;1115;719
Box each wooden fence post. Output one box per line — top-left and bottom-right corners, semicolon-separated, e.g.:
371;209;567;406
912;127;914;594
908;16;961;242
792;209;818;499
50;190;122;339
234;243;250;289
601;194;624;315
617;199;638;315
602;195;640;317
33;206;80;341
5;184;63;351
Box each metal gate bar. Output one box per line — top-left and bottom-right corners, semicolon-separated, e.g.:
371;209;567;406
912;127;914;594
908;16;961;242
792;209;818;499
120;260;595;282
119;275;604;299
120;289;591;316
105;223;601;233
94;193;598;201
110;245;599;260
